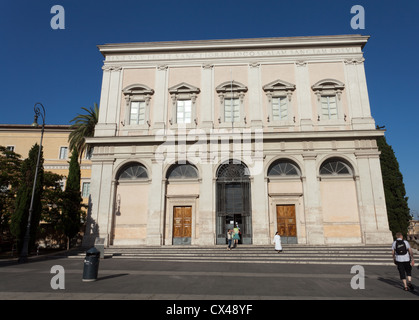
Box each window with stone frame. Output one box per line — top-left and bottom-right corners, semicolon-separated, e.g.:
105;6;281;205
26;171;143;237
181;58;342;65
168;82;200;126
262;79;295;123
122;84;154;127
311;79;345;121
216;81;248;124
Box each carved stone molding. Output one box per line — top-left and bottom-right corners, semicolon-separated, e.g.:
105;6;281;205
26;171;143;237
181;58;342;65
344;58;365;65
102;65;122;72
295;61;307;67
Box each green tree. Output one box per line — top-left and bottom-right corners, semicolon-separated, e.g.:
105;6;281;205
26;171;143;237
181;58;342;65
377;132;411;237
61;149;83;250
68;103;99;160
0;146;22;236
10;144;44;253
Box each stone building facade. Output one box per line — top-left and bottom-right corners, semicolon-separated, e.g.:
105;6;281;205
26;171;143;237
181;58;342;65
83;35;393;247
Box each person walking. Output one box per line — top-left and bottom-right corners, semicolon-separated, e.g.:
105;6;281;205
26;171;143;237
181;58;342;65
233;223;240;248
392;232;415;291
273;231;282;253
227;229;233;250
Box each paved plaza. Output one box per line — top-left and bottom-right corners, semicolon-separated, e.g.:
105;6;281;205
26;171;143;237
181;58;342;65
0;253;418;301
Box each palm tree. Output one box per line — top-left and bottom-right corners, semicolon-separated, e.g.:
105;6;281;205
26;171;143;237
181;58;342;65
68;103;99;160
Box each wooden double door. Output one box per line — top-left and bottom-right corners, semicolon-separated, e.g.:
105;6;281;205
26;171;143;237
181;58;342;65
276;205;297;244
173;206;192;245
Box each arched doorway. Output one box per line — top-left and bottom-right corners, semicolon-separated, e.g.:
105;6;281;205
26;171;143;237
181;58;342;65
216;160;252;244
165;162;199;245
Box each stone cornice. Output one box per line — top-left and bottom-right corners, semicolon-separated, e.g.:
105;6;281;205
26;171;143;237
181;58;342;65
98;35;369;56
86;129;385;146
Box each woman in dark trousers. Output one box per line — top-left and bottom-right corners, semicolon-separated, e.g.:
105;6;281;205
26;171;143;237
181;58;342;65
392;232;415;291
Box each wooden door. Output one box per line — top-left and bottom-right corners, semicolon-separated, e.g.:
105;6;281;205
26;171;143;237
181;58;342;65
276;205;296;237
173;206;192;244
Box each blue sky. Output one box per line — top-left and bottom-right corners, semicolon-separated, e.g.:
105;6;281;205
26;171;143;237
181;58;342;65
0;0;418;217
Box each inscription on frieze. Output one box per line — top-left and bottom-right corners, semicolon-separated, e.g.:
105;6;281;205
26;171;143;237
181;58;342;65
106;47;359;62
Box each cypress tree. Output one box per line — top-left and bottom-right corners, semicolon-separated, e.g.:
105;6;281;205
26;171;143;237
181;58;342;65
10;144;44;253
62;149;82;250
377;133;410;238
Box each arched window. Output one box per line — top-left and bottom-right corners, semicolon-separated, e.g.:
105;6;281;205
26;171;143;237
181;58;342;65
117;163;148;180
166;163;198;179
268;160;300;177
319;158;352;176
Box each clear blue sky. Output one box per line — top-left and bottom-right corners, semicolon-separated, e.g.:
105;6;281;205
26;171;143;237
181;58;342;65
1;0;418;217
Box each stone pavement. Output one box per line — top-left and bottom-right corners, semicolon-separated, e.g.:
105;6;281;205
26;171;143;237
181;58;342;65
0;253;418;301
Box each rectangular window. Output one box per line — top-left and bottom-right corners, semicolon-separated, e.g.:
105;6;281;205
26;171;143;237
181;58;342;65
272;97;288;121
129;101;145;125
82;182;90;198
321;95;338;119
59;147;68;159
224;98;240;123
6;146;15;152
176;100;192;124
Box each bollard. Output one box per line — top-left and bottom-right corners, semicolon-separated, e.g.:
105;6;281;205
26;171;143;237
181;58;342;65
82;247;100;282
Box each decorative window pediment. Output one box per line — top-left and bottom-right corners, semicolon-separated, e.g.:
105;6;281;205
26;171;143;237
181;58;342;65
123;84;154;99
311;79;345;101
216;81;248;95
168;82;200;95
263;79;296;101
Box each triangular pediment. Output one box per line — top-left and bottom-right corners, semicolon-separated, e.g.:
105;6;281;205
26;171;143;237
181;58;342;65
263;79;295;92
168;82;200;94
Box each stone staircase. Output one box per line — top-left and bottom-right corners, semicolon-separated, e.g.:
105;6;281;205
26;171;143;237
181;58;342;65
77;244;396;266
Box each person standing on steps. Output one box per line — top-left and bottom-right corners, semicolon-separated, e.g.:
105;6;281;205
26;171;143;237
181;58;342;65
233;223;240;248
227;229;233;251
392;232;415;291
273;231;282;253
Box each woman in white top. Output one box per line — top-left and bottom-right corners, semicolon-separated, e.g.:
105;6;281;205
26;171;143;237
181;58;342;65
273;232;282;253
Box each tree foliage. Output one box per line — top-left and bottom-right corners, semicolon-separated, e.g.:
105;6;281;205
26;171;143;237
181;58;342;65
68;103;99;159
377;133;411;237
61;148;84;249
10;144;44;253
0;146;22;235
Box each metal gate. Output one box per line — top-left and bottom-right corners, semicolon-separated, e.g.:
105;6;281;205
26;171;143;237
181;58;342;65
216;160;252;244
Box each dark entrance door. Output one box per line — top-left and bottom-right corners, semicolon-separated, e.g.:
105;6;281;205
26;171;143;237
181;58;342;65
216;160;252;244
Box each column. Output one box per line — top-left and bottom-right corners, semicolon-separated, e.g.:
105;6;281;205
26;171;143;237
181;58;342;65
356;153;393;243
302;153;325;244
153;65;168;131
251;169;270;244
146;159;164;245
200;64;214;130
94;66;122;137
344;59;375;130
82;158;115;247
198;163;216;245
248;63;263;128
295;61;313;131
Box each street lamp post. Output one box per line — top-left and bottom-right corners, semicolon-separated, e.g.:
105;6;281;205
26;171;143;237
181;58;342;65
18;103;46;263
